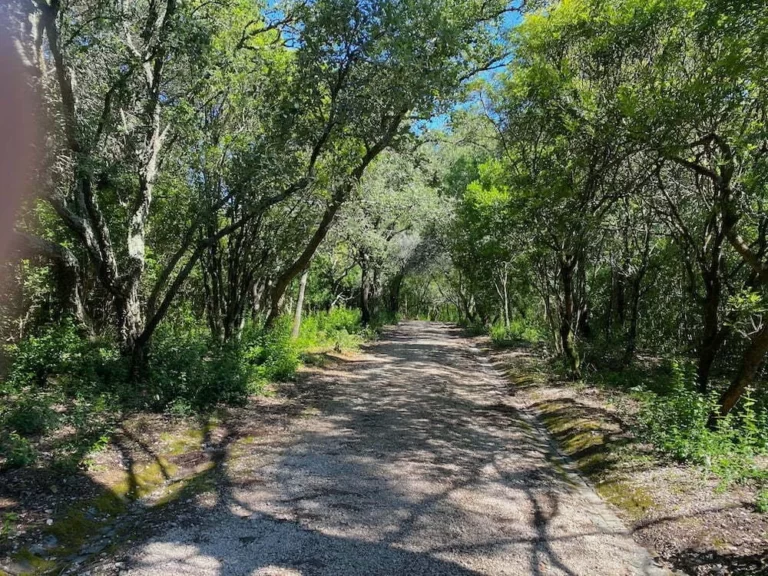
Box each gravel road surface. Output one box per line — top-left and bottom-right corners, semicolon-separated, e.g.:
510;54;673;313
120;321;669;576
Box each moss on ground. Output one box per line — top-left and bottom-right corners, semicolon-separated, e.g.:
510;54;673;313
596;480;655;520
10;549;57;575
110;458;179;499
502;361;657;522
161;428;205;455
153;463;217;507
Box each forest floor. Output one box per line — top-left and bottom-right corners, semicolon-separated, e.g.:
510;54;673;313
481;340;768;576
1;320;671;576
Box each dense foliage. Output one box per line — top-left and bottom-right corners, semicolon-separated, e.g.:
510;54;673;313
1;0;768;504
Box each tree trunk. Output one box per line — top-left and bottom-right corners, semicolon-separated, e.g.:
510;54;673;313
501;269;510;329
13;233;87;326
388;272;404;314
264;116;405;329
622;276;642;366
696;274;727;394
115;284;144;355
709;322;768;425
360;259;372;326
251;278;265;320
371;266;380;319
615;274;626;327
559;256;581;379
266;200;343;328
622;260;650;366
291;268;309;339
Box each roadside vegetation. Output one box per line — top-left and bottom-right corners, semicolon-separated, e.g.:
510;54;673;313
1;0;768;573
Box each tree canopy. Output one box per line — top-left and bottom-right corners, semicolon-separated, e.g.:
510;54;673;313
2;0;768;528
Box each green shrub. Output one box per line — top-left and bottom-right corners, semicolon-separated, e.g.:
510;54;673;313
4;321;83;389
2;321;127;398
369;310;399;330
756;489;768;513
0;432;36;469
463;320;488;336
295;308;366;352
490;319;542;345
242;317;300;385
318;307;361;333
639;362;768;486
3;399;58;436
146;325;251;411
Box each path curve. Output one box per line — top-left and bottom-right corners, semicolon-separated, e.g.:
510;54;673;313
120;321;669;576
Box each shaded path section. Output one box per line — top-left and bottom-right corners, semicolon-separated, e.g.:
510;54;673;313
121;321;669;576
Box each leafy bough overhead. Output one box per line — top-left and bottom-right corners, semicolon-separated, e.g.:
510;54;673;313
10;0;521;368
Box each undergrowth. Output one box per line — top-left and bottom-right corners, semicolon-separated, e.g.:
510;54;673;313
489;319;543;345
637;361;768;492
0;307;375;471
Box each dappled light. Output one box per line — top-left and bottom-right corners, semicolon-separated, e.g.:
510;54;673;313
1;0;767;573
110;323;662;576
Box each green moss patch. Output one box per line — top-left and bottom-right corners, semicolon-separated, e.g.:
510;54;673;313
9;549;57;575
160;428;205;456
152;463;217;507
596;480;655;520
111;458;179;499
45;508;101;552
501;357;659;524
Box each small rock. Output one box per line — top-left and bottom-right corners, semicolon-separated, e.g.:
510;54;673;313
46;519;54;526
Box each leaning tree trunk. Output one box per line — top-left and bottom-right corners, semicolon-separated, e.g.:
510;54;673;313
291;268;309;339
695;269;729;393
709;322;768;426
266;200;343;328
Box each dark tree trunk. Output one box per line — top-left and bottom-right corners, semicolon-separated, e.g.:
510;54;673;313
13;233;87;326
559;256;581;379
696;273;728;394
264;113;405;329
266;200;343;328
388;272;404;314
360;260;372;326
615;275;626;326
576;261;591;338
709;323;768;426
622;276;642;366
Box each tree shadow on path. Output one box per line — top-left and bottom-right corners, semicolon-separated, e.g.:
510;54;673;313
116;322;662;576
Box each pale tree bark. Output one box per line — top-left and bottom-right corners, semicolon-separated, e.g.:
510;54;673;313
360;254;372;326
36;0;176;356
291;268;310;339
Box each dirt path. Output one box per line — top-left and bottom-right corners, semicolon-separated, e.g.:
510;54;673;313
118;321;669;576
